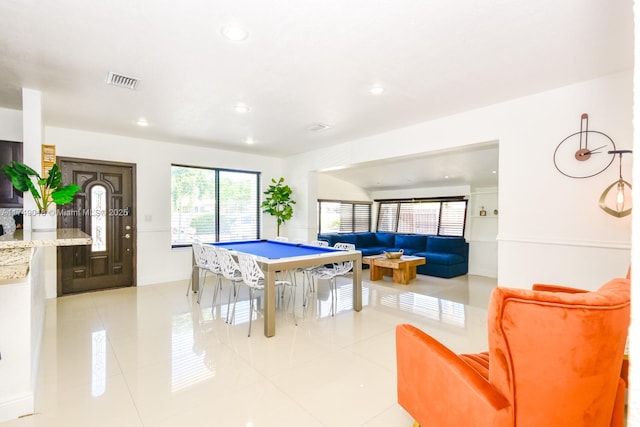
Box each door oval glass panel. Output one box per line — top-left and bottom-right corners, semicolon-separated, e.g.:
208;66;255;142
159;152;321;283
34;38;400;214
91;185;107;252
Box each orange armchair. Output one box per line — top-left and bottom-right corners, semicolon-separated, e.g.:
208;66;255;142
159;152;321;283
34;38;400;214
396;277;630;427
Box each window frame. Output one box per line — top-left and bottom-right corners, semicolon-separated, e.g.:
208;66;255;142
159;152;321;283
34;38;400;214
317;199;373;234
374;196;468;236
171;164;261;248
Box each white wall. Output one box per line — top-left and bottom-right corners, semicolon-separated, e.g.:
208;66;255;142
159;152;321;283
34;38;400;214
0;107;22;141
317;173;371;201
285;70;632;290
467;188;498;278
46;127;283;286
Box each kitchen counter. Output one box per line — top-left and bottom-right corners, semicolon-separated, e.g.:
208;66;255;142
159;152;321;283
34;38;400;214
0;229;92;280
0;228;92;249
0;228;92;421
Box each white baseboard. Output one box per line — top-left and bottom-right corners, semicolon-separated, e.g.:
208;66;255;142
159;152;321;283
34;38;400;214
0;392;34;423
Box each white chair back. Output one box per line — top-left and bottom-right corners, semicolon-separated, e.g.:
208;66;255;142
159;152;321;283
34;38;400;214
333;242;355;251
192;241;208;268
237;253;265;290
332;242;355;273
217;247;242;281
201;245;221;274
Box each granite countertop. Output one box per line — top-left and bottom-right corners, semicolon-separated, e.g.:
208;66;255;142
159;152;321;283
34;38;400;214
0;229;92;281
0;228;92;249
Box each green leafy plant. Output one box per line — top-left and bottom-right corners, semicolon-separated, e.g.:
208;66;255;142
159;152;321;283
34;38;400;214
260;177;296;237
1;161;80;213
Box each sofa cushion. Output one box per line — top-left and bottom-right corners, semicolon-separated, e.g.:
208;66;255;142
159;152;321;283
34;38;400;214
360;247;387;256
356;232;379;248
423;252;466;265
427;236;466;255
375;232;396;247
394;234;427;252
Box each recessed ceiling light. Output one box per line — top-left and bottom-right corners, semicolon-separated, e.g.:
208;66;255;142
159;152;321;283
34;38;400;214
234;104;250;113
370;85;385;95
136;118;149;127
444;175;449;179
246;137;255;145
221;25;249;41
492;170;497;174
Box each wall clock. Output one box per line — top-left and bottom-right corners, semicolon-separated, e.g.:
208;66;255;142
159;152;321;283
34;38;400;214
553;113;616;178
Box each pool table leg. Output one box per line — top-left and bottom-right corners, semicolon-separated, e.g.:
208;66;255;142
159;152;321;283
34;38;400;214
352;255;362;311
191;251;199;293
264;269;276;337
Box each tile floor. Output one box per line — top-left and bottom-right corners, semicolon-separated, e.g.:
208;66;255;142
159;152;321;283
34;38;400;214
1;271;496;427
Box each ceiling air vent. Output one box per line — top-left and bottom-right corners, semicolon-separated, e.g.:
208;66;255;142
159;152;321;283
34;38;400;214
106;72;139;90
307;122;331;132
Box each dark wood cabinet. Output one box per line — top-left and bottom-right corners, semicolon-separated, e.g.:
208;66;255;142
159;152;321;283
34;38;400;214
0;140;23;208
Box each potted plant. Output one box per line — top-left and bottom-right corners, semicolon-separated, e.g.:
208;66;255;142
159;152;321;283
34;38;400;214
261;177;295;237
1;161;80;230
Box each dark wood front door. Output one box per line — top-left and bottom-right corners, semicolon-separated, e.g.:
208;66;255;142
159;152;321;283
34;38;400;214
57;158;136;295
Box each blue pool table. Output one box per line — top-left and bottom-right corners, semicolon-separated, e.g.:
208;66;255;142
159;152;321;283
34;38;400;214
193;239;362;337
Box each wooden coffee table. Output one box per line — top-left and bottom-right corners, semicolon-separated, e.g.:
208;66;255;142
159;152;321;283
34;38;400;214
362;255;426;285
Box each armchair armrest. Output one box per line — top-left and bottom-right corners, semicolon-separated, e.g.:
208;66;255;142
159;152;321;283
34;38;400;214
396;324;512;427
532;283;588;294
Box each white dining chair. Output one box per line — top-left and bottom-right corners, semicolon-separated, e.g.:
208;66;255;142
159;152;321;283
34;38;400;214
186;241;208;296
296;240;330;306
198;245;223;306
216;247;245;324
236;253;297;336
311;242;355;316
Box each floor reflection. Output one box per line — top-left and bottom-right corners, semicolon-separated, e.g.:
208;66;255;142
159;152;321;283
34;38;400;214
19;271;496;427
91;330;106;397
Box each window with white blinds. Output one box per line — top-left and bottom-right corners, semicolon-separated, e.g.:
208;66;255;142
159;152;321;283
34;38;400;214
171;165;260;246
376;199;467;236
318;200;372;233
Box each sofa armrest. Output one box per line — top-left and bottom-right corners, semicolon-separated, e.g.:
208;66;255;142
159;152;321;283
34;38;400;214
531;284;588;294
396;324;512;427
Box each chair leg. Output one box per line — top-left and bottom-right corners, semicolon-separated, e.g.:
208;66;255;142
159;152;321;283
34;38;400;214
248;288;254;337
211;275;223;315
290;284;298;326
196;271;209;304
302;271;311;307
228;282;241;324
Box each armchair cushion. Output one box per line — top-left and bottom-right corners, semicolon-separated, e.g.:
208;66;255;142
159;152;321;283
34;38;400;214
396;325;512;427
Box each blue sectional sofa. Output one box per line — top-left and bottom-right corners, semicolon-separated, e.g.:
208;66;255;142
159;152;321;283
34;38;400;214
317;232;469;278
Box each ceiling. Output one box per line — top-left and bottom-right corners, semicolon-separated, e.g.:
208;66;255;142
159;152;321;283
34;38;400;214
0;0;633;189
323;142;499;191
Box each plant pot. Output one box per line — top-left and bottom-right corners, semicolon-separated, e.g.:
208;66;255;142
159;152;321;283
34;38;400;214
31;212;57;231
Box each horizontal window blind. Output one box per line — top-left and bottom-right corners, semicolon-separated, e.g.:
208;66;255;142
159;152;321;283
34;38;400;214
376;198;467;236
318;200;372;233
171;165;260;246
376;203;398;232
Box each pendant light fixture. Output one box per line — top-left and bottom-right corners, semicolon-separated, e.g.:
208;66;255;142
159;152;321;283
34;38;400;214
599;150;633;217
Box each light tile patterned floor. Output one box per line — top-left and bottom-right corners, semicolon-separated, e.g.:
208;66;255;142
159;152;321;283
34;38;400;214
1;271;496;427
